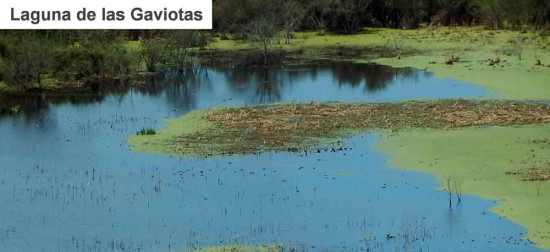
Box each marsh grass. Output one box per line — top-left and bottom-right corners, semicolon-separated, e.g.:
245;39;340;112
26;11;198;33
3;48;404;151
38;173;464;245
136;128;156;135
148;100;550;156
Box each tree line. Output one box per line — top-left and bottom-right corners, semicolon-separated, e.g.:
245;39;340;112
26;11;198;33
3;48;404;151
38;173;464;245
214;0;550;34
0;30;210;89
0;0;549;89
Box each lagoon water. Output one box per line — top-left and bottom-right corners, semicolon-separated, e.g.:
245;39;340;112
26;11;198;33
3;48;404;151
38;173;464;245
0;63;541;251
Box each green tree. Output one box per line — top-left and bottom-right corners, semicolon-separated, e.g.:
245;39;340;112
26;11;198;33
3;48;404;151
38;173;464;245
1;35;59;88
163;30;202;71
530;0;550;30
141;37;166;72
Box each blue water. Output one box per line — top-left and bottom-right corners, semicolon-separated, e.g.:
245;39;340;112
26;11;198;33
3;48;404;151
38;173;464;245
0;63;542;251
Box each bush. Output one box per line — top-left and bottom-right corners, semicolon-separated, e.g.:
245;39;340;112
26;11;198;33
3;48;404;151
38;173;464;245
0;36;59;88
54;39;140;81
162;30;207;71
141;38;166;72
103;43;140;76
54;45;96;80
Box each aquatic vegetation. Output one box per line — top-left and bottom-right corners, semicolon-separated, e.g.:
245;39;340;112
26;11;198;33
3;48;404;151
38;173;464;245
443;175;463;207
136;128;156;135
0;99;21;115
128;109;216;156
0;105;21;115
9;105;20;114
128;99;550;157
374;125;550;249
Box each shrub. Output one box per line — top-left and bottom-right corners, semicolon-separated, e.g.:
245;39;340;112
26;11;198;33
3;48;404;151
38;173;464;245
140;38;166;72
0;36;59;88
54;39;140;81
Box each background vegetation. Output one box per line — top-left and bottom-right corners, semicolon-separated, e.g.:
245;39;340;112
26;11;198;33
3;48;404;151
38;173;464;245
214;0;550;34
0;0;549;91
0;30;210;91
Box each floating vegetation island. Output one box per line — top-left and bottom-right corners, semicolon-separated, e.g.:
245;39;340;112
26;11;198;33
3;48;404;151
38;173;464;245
129;99;550;157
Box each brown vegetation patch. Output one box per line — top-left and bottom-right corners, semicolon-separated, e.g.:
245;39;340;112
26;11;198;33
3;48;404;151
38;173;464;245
527;168;550;181
176;100;550;154
533;138;550;145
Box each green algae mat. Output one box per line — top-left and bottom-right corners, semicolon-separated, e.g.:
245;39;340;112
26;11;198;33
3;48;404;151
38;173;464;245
374;125;550;249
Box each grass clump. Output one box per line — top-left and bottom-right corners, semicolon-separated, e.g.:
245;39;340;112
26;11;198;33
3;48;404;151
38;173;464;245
136;128;156;135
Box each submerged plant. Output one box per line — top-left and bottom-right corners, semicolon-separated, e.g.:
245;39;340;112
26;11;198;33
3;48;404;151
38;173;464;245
444;177;453;208
0;105;21;115
9;105;20;114
444;175;463;208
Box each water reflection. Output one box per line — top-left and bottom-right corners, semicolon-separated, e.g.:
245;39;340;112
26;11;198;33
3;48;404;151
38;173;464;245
330;63;416;92
1;63;483;119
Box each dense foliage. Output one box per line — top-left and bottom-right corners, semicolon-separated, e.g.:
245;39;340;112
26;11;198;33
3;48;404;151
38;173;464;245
0;0;549;88
0;30;209;89
215;0;550;33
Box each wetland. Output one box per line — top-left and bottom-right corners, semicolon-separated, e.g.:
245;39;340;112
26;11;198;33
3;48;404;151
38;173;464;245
1;62;549;251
